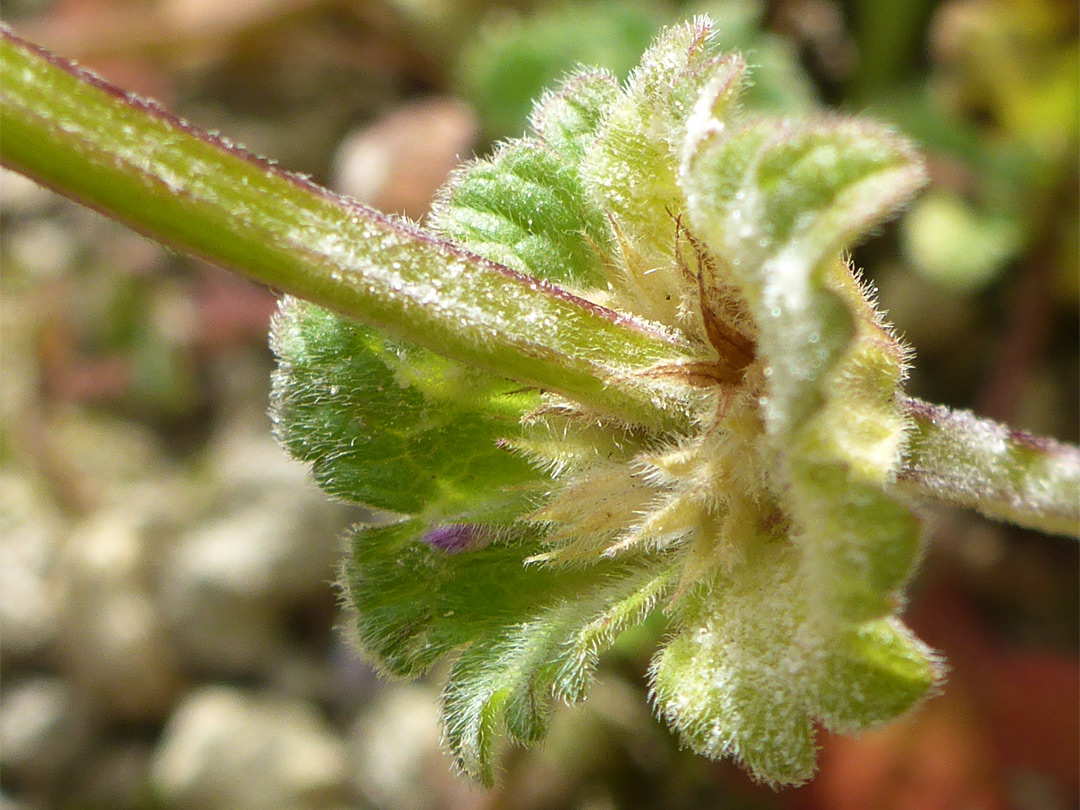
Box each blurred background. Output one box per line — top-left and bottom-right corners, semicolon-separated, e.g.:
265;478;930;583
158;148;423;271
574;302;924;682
0;1;1077;808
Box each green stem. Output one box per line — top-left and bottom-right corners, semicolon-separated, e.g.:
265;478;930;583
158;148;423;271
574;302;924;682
0;25;691;433
3;27;1078;538
898;397;1080;537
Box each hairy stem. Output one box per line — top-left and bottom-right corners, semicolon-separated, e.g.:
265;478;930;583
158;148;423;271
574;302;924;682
0;25;691;432
898;397;1080;537
2;26;1077;538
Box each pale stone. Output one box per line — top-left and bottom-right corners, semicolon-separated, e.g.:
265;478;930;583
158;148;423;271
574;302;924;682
350;684;443;810
0;678;93;785
151;686;352;810
59;510;185;721
0;474;65;660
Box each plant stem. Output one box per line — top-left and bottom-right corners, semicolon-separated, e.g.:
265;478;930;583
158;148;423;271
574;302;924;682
0;25;692;433
2;26;1077;538
898;397;1080;537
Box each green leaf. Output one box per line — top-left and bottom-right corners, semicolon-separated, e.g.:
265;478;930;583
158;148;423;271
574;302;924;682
343;520;564;675
529;68;621;160
429;137;611;287
430;68;626;290
681;107;928;622
651;543;942;785
342;514;673;784
814;618;942;731
582;19;748;274
650;544;819;787
442;563;673;785
271;297;541;519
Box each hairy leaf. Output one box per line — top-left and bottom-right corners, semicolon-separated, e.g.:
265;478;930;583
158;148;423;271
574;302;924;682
429;137;610;287
271;297;541;521
343;516;674;784
681;105;928;622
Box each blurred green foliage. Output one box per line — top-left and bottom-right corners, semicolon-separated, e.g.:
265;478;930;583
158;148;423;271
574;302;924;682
865;0;1078;296
454;0;815;140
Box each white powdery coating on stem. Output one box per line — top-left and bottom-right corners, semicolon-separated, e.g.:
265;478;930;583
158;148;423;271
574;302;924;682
899;399;1080;537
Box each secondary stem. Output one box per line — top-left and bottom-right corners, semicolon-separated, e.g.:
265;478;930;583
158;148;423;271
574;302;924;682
898;397;1080;537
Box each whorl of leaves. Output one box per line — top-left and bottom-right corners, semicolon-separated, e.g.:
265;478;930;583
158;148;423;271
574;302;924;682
272;17;942;787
